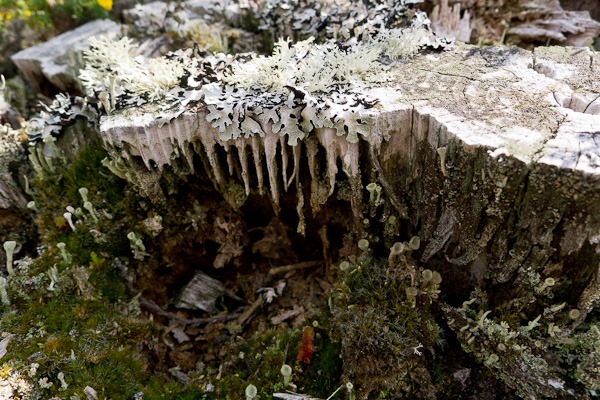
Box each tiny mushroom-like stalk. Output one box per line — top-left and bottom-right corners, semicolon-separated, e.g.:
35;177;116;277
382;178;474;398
83;201;99;223
366;183;378;203
388;242;405;266
536;277;556;293
67;205;84;218
568;309;581;320
280;364;293;386
78;187;89;203
422;269;433;282
405;286;419;308
127;232;146;252
387;215;397;224
56;242;72;264
27;201;38;212
3;241;17;276
408;236;420;250
0;276;9;305
23;175;35;195
63;212;76;231
346;382;356;400
357;239;369;252
47;265;59;291
374;185;382;204
245;384;257;400
134;239;145;252
339;261;351;271
484;353;499;366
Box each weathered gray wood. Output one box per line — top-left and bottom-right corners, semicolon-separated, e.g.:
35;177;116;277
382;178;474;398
428;0;600;46
11;19;121;93
369;45;599;309
176;270;242;313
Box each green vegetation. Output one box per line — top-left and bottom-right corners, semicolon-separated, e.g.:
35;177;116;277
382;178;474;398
0;138;162;398
0;126;348;398
0;0;109;39
203;325;343;399
330;250;443;398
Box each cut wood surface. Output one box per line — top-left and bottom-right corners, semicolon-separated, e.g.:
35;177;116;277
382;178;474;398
100;43;600;307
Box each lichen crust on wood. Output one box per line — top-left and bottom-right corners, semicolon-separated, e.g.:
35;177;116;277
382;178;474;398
100;42;600;297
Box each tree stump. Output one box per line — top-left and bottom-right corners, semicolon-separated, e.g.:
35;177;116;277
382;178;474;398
6;1;600;396
100;43;600;313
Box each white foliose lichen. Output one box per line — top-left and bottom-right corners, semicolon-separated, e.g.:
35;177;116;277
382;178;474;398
77;0;454;146
79;36;187;103
78;29;432;145
200;25;443;145
201;36;390;145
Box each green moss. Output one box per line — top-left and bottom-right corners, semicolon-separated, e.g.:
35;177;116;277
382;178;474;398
330;256;442;397
87;252;126;301
191;325;342;399
60;146;125;206
0;0;110;39
0;280;168;398
300;332;343;396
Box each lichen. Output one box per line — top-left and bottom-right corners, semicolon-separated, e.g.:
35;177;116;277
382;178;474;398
442;284;600;398
79;36;187;103
329;247;442;397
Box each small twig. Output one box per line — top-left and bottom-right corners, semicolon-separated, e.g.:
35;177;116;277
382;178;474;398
319;225;331;274
237;297;263;325
269;260;322;275
325;385;344;400
114;257;135;294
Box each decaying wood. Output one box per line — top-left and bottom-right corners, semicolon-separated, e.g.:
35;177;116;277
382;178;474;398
271;305;304;325
426;0;600;47
139;298;242;327
115;257;243;326
175;270;242;313
0;169;27;210
268;260;322;276
429;0;472;43
100;43;600;306
236;297;263;326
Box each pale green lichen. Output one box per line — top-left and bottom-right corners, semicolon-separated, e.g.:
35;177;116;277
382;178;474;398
441;285;600;398
202;28;436;145
79;36;187;102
